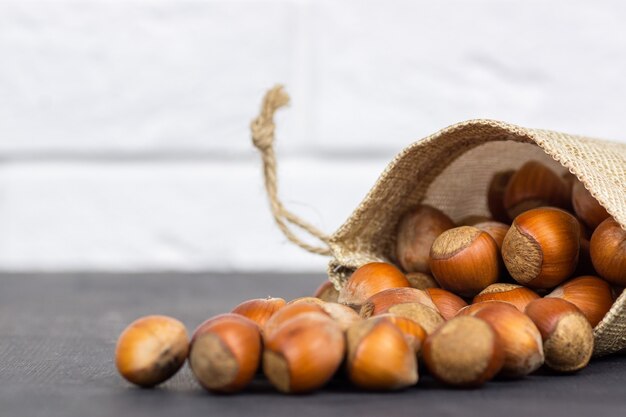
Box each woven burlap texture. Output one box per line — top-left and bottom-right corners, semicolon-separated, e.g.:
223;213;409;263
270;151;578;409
251;86;626;357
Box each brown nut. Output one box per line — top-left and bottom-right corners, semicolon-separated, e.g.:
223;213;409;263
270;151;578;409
346;317;418;390
263;313;345;394
590;218;626;286
487;169;515;223
429;226;500;297
289;298;362;331
338;262;410;306
473;283;540;312
382;302;445;334
374;314;427;353
360;287;466;322
405;272;440;290
525;298;593;372
313;281;340;303
263;302;328;338
474;221;509;251
424;288;468;320
465;301;544;377
502;207;580;289
546;275;614;327
189;313;261;393
231;297;286;328
115;315;189;388
503;160;570;218
423;316;504;387
359;288;434;319
572;181;610;230
395;205;455;273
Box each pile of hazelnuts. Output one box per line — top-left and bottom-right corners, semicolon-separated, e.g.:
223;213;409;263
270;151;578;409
115;160;625;393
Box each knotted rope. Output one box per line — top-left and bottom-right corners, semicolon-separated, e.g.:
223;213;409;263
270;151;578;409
250;85;332;256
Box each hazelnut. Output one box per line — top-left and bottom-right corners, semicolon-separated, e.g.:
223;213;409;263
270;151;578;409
338;262;410;306
374;314;427;353
289;297;361;330
423;316;504;387
286;296;326;306
590;218;626;286
360;287;466;322
424;288;468;320
487;169;515;222
502;207;580;289
396;205;455;273
231;297;286;328
429;226;500;297
474;221;509;251
346;317;418;390
572;181;610;230
115;315;189;387
525;298;593;372
472;283;540;312
189;313;261;393
503;160;570;218
546;275;614;327
263;302;328;338
405;272;440;290
359;288;434;319
465;301;544;377
313;281;340;303
263;313;345;393
382;302;445;334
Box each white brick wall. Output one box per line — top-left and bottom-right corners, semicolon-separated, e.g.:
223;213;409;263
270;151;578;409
1;0;625;271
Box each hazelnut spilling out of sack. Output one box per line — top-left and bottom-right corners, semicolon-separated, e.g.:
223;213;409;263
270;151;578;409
114;87;625;394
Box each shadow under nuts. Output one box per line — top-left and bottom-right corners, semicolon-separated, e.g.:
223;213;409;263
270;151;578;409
525;298;593;372
189;313;261;393
346;317;418;390
423;316;504;387
263;314;345;394
396;205;455;273
502;207;580;289
429;226;500;297
115;315;189;388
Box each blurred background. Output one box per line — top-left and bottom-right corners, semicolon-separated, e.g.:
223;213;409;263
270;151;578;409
1;0;626;273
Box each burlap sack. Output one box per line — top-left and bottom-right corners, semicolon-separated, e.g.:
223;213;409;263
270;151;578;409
251;86;626;357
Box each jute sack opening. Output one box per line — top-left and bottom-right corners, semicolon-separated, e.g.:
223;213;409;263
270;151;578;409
251;85;626;357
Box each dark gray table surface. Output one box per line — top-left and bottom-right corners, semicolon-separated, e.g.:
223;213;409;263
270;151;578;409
1;272;625;417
